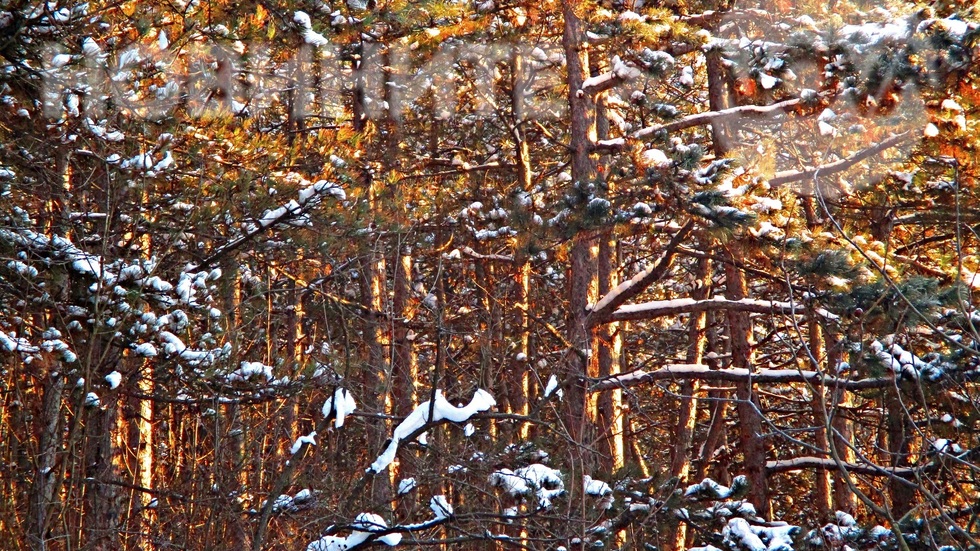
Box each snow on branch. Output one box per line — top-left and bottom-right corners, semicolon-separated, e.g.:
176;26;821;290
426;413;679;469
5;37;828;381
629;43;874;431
192;177;346;271
593;96;815;153
454;246;514;263
589;364;893;392
765;457;922;477
306;496;457;550
369;389;496;473
587;220;694;326
768;132;912;186
679;8;776;27
607;296;839;323
580;56;642;96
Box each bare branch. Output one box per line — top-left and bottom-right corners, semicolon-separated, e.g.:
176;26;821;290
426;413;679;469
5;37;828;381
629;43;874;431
765;456;920;477
769;132;913;187
593;97;812;153
589;364;893;392
587;220;695;326
607;296;839;323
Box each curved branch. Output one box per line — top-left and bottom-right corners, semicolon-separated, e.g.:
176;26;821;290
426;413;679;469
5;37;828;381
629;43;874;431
593;97;812;153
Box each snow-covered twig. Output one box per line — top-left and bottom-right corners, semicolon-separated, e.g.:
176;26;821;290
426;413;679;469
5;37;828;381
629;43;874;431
607;296;838;323
589;364;895;392
769;132;912;186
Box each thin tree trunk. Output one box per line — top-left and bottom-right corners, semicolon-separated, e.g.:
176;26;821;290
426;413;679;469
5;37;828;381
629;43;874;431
825;326;857;513
667;255;710;551
392;245;416;520
511;48;533;440
808;316;833;519
693;313;727;485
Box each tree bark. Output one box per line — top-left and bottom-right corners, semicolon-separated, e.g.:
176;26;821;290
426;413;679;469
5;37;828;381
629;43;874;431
28;356;65;551
725;252;770;518
562;0;599;486
667;255;710;551
807;316;833;520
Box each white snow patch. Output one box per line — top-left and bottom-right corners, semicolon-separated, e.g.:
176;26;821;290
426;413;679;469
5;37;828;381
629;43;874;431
397;477;417;495
489;463;565;509
323;387;357;428
369;389;496;473
290;431;317;455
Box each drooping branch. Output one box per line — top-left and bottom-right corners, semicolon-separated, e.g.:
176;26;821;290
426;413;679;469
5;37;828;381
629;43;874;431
587;220;694;326
768;132;912;187
607;296;839;323
192;180;346;272
458;246;514;263
589;364;893;392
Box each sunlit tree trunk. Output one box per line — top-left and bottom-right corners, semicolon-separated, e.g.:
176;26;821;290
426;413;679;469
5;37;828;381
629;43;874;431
667;254;710;551
562;0;599;489
392;245;416;521
825;326;856;514
694;312;728;486
808;316;833;519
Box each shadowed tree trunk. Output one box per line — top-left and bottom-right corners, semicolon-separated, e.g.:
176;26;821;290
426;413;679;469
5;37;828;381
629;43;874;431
28;355;65;551
725;251;770;518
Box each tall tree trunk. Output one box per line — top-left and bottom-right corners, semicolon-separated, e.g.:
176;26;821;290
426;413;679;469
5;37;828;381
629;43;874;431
392;245;416;520
885;389;914;517
562;0;599;487
85;396;122;551
808;316;833;520
593;65;622;475
725;253;770;518
667;255;710;551
511;48;533;440
28;355;65;551
693;313;728;485
825;326;856;514
705;49;731;154
595;235;623;474
392;247;415;416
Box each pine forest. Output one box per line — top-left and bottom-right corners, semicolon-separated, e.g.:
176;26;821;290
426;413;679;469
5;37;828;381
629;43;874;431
1;0;980;549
